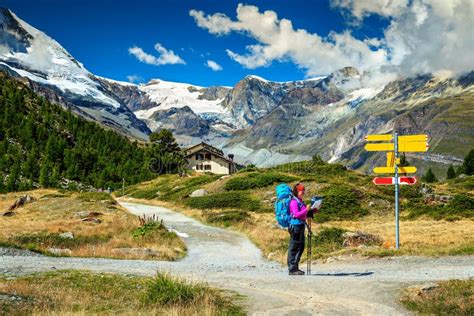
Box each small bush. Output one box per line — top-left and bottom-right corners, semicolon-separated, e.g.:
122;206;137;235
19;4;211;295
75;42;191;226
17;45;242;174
400;185;422;199
184;191;260;211
314;185;368;222
10;233;111;251
400;279;474;315
205;210;249;227
311;227;347;254
144;273;209;306
131;188;160;200
224;172;297;191
133;221;164;238
405;194;474;220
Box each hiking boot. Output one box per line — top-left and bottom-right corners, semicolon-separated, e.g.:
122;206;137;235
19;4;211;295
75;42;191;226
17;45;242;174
289;270;305;275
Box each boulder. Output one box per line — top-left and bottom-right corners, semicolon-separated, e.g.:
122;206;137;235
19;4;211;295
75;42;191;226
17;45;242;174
111;248;160;257
342;231;382;247
369;199;390;208
419;184;434;196
424;194;453;204
81;217;102;224
59;232;74;239
407;283;439;296
8;195;35;211
47;248;73;256
75;211;90;218
190;189;208;197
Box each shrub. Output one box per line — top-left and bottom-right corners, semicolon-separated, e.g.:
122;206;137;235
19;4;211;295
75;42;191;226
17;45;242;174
311;227;347;254
10;233;111;252
184;191;260;211
133;221;164;238
224;172;296;191
205;210;249;227
400;185;422;199
445;194;474;214
143;273;244;314
405;194;474;220
400;279;474;315
314;185;368;222
131;188;160;200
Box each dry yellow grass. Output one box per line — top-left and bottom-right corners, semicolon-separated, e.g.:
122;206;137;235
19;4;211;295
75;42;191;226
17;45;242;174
0;190;185;260
122;196;474;263
0;270;243;315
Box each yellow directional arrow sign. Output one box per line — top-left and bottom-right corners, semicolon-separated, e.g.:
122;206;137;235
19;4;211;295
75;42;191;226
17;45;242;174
398;141;428;152
365;142;428;152
373;166;417;174
387;152;394;167
365;134;392;141
398;134;428;143
365;143;393;151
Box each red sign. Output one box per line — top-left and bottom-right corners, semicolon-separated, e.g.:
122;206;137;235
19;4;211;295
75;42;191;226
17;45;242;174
373;176;417;185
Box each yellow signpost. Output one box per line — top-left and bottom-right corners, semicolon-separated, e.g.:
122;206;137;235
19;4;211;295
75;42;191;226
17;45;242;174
373;166;417;174
364;132;429;249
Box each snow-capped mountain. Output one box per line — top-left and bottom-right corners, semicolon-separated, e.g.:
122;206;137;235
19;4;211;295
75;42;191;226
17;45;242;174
1;8;472;175
0;8;150;139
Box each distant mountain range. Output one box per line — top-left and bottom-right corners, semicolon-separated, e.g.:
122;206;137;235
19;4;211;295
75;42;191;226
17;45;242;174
1;8;472;176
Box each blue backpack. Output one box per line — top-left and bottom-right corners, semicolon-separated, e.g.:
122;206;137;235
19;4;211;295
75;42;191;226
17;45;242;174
274;183;296;228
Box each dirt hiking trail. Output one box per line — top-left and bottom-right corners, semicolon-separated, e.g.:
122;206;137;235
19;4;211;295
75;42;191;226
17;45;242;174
1;201;473;315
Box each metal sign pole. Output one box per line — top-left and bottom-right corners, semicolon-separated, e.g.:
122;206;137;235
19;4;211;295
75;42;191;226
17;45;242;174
394;132;400;250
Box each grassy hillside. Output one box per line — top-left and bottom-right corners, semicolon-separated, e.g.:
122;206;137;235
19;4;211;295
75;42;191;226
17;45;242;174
0;189;186;260
119;157;474;263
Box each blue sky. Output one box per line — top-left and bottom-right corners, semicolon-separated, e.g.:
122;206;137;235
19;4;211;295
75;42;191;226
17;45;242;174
2;0;470;87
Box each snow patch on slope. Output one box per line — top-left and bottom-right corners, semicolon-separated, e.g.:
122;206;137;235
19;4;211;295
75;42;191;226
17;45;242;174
0;11;120;108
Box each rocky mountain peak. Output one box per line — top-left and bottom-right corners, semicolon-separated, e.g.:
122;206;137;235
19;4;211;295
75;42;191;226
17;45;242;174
0;8;32;54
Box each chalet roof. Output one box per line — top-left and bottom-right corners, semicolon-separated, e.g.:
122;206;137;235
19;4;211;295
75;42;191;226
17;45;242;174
183;142;234;163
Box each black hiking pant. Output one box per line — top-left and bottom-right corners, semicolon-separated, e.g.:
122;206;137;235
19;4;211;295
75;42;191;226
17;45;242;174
287;224;305;272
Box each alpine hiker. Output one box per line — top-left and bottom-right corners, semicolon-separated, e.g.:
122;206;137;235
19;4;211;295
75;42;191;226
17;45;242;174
274;182;319;275
287;183;309;275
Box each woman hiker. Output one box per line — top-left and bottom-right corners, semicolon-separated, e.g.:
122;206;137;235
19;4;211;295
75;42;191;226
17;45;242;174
288;182;311;275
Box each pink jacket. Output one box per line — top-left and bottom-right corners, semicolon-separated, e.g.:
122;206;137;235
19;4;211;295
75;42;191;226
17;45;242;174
289;197;307;221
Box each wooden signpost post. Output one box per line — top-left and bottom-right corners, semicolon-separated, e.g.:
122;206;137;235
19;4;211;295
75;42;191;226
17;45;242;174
365;133;428;249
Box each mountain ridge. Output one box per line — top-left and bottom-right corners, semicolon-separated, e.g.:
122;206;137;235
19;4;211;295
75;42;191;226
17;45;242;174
0;7;472;177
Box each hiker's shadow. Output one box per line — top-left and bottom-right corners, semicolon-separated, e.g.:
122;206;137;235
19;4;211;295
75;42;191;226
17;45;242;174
310;272;374;277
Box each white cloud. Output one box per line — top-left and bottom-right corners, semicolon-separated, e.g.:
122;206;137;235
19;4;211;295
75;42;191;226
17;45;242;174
128;42;185;66
126;75;143;83
206;60;223;71
331;0;409;19
332;0;474;76
190;2;474;78
190;4;387;76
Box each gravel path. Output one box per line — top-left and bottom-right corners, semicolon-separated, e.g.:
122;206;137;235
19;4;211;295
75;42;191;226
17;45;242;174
1;201;473;315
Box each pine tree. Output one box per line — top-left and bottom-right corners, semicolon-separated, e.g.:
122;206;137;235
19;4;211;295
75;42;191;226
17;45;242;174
462;149;474;175
446;165;456;179
399;154;409;167
6;161;20;191
39;162;50;188
423;168;437;183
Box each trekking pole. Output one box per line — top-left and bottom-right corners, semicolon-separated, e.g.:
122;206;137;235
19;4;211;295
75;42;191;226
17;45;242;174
306;218;312;275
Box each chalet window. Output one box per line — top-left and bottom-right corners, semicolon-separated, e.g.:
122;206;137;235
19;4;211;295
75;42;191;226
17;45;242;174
204;164;212;171
196;164;203;170
195;153;204;160
205;153;211;160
